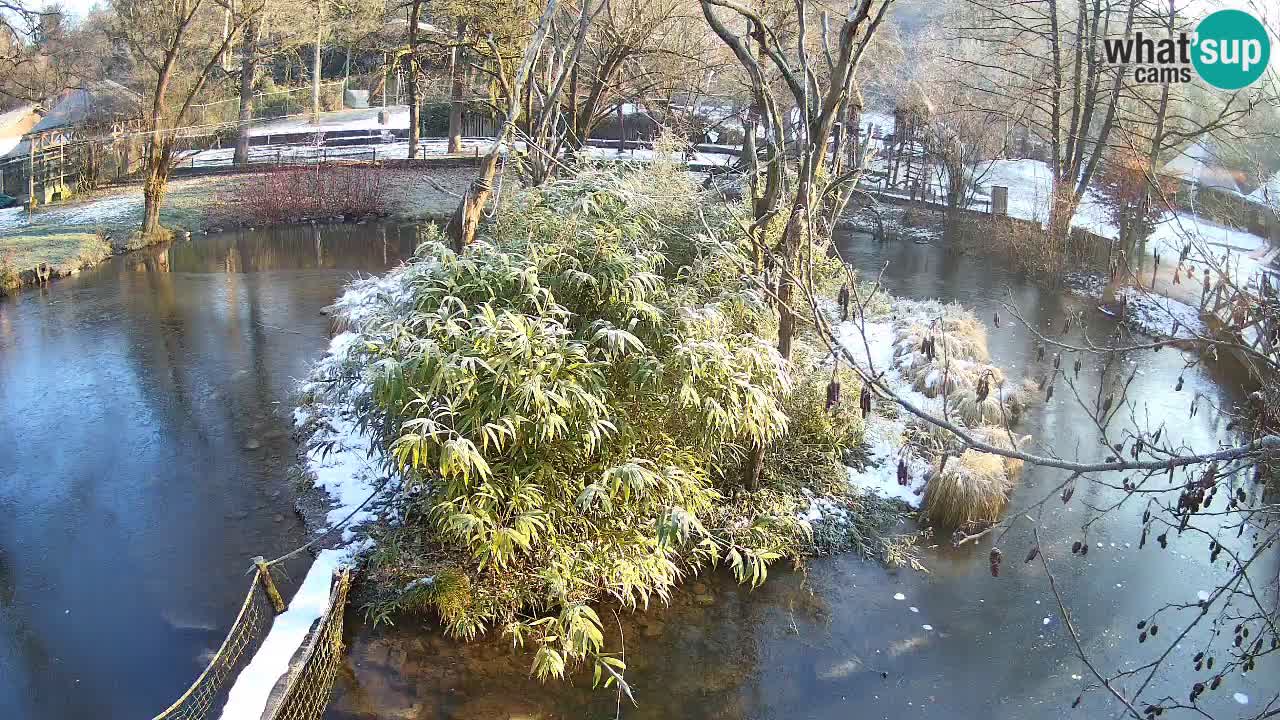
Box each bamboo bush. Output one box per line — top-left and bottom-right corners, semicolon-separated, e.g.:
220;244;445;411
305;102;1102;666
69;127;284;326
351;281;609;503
320;165;885;685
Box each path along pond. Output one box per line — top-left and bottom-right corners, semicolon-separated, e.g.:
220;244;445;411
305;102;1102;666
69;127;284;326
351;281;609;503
0;222;1271;720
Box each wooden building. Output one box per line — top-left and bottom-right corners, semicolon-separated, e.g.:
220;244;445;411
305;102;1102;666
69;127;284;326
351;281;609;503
0;81;143;206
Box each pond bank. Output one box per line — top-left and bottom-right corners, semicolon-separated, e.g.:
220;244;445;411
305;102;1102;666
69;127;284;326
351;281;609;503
846;198;1271;358
0;167;471;297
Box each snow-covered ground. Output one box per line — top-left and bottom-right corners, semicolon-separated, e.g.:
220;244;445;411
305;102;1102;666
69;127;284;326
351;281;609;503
971;159;1275;284
815;303;962;511
1065;272;1208;339
245;106;412;137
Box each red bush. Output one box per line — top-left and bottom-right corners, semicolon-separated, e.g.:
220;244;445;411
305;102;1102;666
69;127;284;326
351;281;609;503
229;165;387;225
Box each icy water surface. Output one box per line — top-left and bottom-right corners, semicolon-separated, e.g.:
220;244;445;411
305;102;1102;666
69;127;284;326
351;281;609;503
0;223;418;720
324;230;1274;720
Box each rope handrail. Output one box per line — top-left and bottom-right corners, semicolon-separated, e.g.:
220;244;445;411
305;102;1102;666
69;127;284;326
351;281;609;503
267;569;353;720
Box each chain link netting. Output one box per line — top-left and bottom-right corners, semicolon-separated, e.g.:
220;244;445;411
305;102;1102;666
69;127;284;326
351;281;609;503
153;572;274;720
270;569;352;720
152;566;352;720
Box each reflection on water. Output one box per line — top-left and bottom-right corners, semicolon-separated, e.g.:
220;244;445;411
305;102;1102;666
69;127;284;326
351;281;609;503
0;223;418;720
326;230;1273;720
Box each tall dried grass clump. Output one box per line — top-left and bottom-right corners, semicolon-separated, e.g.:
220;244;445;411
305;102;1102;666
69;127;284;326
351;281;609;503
944;372;1036;426
922;428;1030;530
892;303;991;398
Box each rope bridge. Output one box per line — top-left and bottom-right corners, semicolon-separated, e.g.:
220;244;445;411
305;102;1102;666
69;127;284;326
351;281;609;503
152;562;352;720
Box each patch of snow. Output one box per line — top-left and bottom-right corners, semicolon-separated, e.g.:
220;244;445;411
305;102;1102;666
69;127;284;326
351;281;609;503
1042;617;1051;626
893;592;906;601
976;159;1272;279
921;624;933;631
1065;272;1208;339
1234;693;1249;705
1249;169;1279;207
1197;590;1210;602
832;304;950;509
842;204;942;243
0;206;25;232
216;549;344;720
909;606;919;613
802;492;852;526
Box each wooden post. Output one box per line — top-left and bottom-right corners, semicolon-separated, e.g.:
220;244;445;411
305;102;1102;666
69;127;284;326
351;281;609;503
991;186;1009;216
27;139;35;214
617;103;625;154
253;556;287;613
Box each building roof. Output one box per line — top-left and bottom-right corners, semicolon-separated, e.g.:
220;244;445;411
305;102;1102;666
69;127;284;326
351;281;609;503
31;80;141;133
0;104;41;159
0;81;141;161
1247;169;1279;208
1161;141;1244;195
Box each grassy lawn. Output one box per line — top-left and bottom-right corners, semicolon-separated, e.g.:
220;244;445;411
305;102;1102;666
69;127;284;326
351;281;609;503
0;227;112;288
0;176;234;290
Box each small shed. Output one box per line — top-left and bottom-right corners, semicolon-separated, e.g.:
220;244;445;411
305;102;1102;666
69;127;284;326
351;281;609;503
0;80;144;205
1159;141;1256;230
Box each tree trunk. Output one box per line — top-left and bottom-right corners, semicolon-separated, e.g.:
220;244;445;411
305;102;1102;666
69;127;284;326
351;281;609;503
742;442;765;490
616;103;625;152
312;0;323;121
445;0;558;250
775;195;809;362
141;145;169;239
446;149;501;252
233;15;259;166
447;20;466;153
407;0;422;159
407;63;419;158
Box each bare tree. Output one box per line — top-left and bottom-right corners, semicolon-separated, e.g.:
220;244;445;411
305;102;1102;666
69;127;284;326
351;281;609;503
922;104;1007;209
111;0;258;238
444;0;561;250
698;0;892;489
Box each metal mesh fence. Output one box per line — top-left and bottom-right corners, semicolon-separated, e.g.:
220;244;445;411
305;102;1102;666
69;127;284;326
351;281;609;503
270;569;352;720
150;565;352;720
152;571;274;720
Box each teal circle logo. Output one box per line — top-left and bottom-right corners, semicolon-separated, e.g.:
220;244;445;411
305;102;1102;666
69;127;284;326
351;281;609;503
1192;10;1270;90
